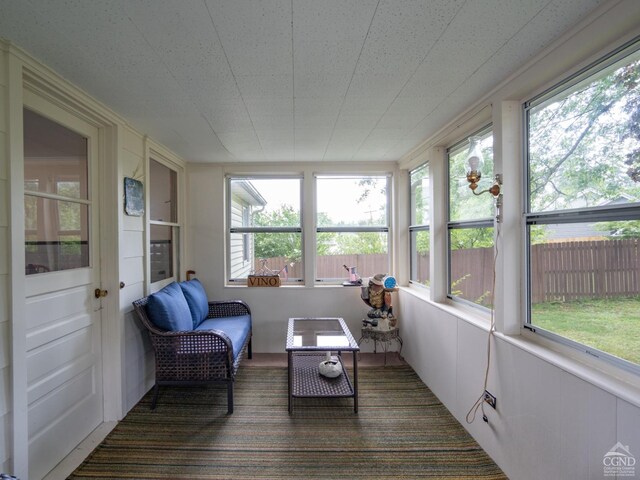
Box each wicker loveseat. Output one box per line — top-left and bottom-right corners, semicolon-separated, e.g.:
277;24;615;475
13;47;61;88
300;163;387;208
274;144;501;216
132;279;252;414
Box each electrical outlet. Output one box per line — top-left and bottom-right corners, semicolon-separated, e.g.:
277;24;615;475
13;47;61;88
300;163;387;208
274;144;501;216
483;390;497;410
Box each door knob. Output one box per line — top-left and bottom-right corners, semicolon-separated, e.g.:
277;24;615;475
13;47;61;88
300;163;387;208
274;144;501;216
94;288;108;299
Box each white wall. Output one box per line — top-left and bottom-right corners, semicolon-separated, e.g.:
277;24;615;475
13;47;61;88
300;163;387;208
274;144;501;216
183;3;640;480
186;163;400;352
0;1;636;478
0;48;11;474
119;127;153;412
394;2;640;479
398;291;640;480
121;136;187;412
0;40;188;477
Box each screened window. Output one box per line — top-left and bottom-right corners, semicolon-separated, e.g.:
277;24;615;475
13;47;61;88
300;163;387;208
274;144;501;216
227;176;302;283
524;38;640;372
149;158;179;284
316;175;390;282
409;164;430;286
447;128;495;308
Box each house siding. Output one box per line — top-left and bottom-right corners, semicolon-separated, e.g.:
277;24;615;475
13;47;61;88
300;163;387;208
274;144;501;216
229;199;252;279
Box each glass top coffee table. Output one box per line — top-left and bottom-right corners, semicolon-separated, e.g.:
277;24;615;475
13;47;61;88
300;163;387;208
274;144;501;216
286;317;360;414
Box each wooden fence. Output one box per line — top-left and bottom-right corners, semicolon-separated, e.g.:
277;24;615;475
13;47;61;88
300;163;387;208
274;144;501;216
530;239;639;302
414;239;640;303
255;254;389;280
260;239;639;303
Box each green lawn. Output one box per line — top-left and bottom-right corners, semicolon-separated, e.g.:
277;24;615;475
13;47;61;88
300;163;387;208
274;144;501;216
531;297;640;366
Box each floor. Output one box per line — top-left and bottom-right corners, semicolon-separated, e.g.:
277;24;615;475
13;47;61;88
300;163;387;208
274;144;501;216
47;352;405;479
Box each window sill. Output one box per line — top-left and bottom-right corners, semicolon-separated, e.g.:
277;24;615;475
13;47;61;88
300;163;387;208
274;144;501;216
500;330;640;408
401;285;493;332
224;283;353;288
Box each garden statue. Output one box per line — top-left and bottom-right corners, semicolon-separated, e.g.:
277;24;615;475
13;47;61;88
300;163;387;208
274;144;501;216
361;273;396;321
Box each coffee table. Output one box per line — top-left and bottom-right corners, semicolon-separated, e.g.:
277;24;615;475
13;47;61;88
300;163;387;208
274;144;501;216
286;317;360;414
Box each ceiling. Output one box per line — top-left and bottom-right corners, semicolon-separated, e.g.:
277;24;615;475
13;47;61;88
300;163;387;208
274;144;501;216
1;0;607;163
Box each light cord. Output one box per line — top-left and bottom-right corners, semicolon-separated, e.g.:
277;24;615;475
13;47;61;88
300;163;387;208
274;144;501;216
466;219;501;424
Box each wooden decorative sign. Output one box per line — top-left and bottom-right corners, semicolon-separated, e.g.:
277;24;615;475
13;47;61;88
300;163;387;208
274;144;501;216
247;275;281;287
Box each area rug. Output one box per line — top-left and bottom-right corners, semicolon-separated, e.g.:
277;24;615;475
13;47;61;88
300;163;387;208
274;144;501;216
69;366;507;479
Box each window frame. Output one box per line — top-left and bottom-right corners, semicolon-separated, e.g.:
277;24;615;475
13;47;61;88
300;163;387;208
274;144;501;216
148;155;181;288
314;174;391;284
226;174;303;285
409;163;430;288
446;126;495;309
522;36;640;375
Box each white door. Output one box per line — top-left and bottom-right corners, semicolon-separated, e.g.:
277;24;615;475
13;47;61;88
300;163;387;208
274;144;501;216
23;93;104;480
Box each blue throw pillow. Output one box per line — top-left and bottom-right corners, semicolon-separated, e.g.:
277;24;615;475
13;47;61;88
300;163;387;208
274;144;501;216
179;278;209;328
146;282;193;331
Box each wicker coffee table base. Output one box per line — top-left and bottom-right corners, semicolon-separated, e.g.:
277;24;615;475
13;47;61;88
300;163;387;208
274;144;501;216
288;353;358;413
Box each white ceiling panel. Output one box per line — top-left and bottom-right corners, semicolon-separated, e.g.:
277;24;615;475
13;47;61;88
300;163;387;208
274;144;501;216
206;0;292;76
252;115;294;133
294;97;343;118
294;73;353;99
217;131;265;161
246;97;294;117
204;108;254;135
0;0;613;162
257;129;295;144
334;114;380;132
295;127;333;160
236;74;293;100
353;129;406;161
295;116;336;131
340;96;394;117
324;129;372;161
351;0;464;78
293;0;377;98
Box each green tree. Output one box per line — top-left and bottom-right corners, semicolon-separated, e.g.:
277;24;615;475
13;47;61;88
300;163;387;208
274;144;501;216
595;220;640;238
333;231;387;255
253;206;333;260
415;230;430;255
529;58;640;213
450;228;493;250
253;205;300;261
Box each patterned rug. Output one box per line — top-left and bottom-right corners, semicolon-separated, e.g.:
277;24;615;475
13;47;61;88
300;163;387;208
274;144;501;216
69;366;507;479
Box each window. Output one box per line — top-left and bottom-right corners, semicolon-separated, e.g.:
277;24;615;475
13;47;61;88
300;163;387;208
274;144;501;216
23;108;90;274
409;164;430;286
227;176;302;283
316;175;390;282
149;158;179;284
447;128;495;308
524;38;640;372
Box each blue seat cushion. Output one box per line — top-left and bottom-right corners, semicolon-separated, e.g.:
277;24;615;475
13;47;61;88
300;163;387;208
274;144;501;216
179;278;209;328
195;314;251;360
146;282;193;332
